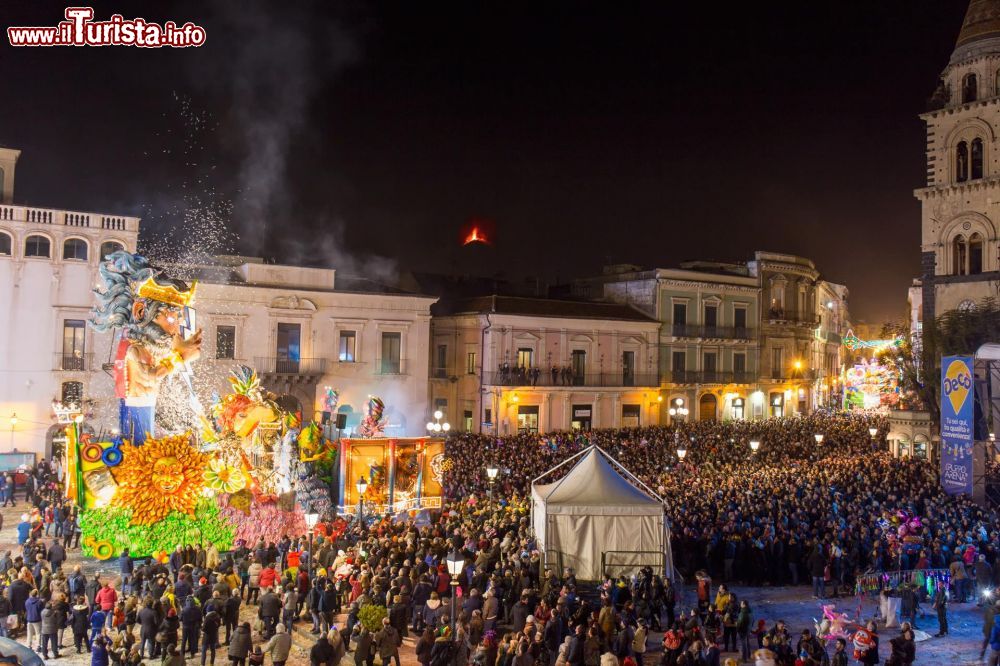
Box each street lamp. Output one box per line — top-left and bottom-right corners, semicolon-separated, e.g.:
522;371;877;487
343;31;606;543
676;447;687;461
427;410;451;434
304;512;319;583
749;440;761;453
814;433;824;445
486;466;499;510
446;549;465;636
356;476;368;525
869;427;878;438
668;398;689;420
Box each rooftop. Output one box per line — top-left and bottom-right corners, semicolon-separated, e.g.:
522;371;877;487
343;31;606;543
432;294;659;323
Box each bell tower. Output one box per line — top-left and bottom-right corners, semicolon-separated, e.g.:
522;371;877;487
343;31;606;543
917;0;1000;320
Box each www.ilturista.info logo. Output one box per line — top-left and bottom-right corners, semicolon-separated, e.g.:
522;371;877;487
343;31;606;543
943;358;973;416
8;7;206;48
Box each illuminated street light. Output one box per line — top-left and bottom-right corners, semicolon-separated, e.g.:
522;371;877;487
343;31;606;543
676;447;687;461
814;434;824;444
749;440;760;453
427;410;450;434
869;427;878;438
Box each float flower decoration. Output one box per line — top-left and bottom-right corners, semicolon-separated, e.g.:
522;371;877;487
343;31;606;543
203;458;247;494
111;433;209;525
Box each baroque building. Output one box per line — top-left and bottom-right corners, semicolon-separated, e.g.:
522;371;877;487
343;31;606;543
919;0;1000;318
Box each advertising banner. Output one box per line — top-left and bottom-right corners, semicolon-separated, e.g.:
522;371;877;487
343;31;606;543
940;355;974;495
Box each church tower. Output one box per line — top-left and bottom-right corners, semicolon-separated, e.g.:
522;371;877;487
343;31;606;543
918;0;1000;320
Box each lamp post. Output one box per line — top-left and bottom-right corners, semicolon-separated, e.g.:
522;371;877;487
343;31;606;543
676;447;687;461
749;440;760;453
304;512;319;584
869;427;878;439
426;410;451;435
486;465;499;510
356;476;368;525
446;549;465;637
668;399;689;422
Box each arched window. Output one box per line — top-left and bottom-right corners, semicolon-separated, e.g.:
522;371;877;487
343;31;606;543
972;138;984;179
63;238;88;261
61;381;83;405
957;141;969;182
953;234;968;275
24;235;50;258
963;72;978;103
959;299;977;312
0;231;10;256
970;232;984;274
99;241;124;258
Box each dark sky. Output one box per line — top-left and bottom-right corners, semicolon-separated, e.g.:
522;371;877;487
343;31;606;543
0;1;972;321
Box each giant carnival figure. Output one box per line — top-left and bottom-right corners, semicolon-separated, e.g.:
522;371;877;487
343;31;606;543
90;251;202;445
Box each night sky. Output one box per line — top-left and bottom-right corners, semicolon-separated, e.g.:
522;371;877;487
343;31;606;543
0;1;972;321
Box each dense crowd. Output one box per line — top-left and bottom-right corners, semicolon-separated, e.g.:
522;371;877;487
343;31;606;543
1;413;998;666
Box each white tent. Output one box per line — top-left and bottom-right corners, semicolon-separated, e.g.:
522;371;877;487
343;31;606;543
531;445;672;581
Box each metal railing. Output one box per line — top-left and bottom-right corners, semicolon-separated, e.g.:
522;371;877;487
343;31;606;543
769;369;817;381
601;550;668;579
765;311;820;325
54;353;93;371
670;324;754;340
661;369;756;384
484;370;660;388
253;357;327;375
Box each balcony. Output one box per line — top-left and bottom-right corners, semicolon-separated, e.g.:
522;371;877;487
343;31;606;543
0;203;139;232
765;310;820;326
253;357;326;376
661;369;756;385
54;353;94;371
483;370;659;388
768;369;817;381
670;324;754;340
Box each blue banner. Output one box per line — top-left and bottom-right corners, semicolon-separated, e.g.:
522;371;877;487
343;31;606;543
940;355;974;495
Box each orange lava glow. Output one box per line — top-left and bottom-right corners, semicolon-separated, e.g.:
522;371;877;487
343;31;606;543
463;226;489;245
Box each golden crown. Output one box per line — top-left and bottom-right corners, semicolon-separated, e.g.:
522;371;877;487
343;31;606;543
135;276;196;308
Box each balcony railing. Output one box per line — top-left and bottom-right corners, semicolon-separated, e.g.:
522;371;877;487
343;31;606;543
54;353;93;371
669;324;754;340
765;310;820;325
375;358;406;375
484;370;659;388
0;204;139;232
769;369;817;381
661;369;756;385
254;357;327;376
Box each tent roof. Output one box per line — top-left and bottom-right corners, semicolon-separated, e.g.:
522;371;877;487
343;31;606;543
533;447;662;509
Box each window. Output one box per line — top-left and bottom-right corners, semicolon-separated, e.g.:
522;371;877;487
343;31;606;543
463;410;473;431
435;345;448;378
957;141;969;182
771;347;784;379
516;347;533;368
963;72;978;103
571;404;592;430
62;320;86;370
63;238;88;261
734;306;747;334
622;351;635;386
703;304;718;333
995;68;1000;96
672;302;687;335
216;325;236;360
622;404;641;428
0;232;10;256
434;398;447;417
953;235;968;275
672;351;686;382
484;408;492;425
731;398;745;420
338;330;356;362
517;405;539;433
798;288;806;316
100;241;125;258
466;351;477;375
769;392;784;418
733;352;747;378
703;352;717;382
61;381;83;405
972;138;985;179
769;283;784;317
24;235;50;258
380;332;402;374
970;233;984;274
958;299;977;312
570;350;586;386
276;323;301;372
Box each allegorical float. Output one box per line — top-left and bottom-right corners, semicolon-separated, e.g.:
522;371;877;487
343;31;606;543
63;251;444;559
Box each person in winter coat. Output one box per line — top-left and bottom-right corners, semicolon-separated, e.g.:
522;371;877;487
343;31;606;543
92;635;111;666
72;596;92;653
138;600;160;659
374;617;402;666
247;559;263;605
228;622;252;666
181;597;203;657
430;626;454;666
24;590;43;650
161;642;185;666
263;623;292;666
201;610;221;666
354;625;375;666
424;592;443;631
310;634;335;666
416;627;435;666
157;608;180;659
328;626;346;665
225;592;242;645
40;601;61;659
259;588;281;639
